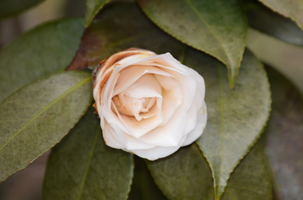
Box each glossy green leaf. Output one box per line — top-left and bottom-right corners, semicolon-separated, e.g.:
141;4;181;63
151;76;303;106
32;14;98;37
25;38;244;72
67;2;185;71
128;156;167;200
43;107;133;200
264;66;303;200
257;0;303;31
136;0;247;88
185;48;271;198
0;0;44;20
245;0;303;46
0;71;92;183
0;18;84;103
84;0;111;27
147;143;271;200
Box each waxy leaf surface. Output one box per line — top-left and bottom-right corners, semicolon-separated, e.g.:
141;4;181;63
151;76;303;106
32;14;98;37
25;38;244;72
258;0;303;31
43;107;133;200
67;2;186;71
265;67;303;199
0;18;84;102
245;0;303;46
0;0;44;19
136;0;248;88
84;0;111;27
147;143;271;200
0;71;92;183
185;49;271;198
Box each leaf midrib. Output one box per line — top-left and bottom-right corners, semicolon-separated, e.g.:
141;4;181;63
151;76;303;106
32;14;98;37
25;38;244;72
218;64;225;197
0;77;91;151
184;0;231;66
77;128;100;200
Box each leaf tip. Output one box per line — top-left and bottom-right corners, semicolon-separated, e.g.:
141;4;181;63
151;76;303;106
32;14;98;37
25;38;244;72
228;67;239;89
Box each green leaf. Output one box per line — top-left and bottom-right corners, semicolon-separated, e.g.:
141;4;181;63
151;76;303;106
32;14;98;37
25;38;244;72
257;0;303;32
185;48;271;198
147;144;214;200
136;0;248;88
0;18;84;103
43;107;133;200
84;0;111;27
0;71;92;183
67;2;185;71
220;144;272;200
245;0;303;46
0;0;44;20
128;156;167;200
146;143;271;200
264;66;303;199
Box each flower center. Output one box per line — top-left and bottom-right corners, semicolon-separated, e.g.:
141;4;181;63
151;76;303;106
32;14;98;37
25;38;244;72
112;95;157;121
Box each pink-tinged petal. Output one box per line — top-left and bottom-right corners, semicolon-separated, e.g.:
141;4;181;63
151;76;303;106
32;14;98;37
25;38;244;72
112;101;163;138
106;119;156;150
113;65;173;96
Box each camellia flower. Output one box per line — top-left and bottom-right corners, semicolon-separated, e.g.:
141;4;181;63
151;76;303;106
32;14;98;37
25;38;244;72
93;48;207;160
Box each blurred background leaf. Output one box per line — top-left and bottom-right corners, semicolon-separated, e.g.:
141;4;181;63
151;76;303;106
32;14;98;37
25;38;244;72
84;0;111;27
0;18;84;103
0;71;92;183
43;107;133;200
136;0;248;88
245;0;303;46
264;66;303;200
67;2;185;71
0;0;45;20
247;29;303;95
186;48;271;199
257;0;303;31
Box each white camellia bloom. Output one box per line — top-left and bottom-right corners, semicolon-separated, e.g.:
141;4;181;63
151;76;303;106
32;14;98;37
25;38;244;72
93;48;207;160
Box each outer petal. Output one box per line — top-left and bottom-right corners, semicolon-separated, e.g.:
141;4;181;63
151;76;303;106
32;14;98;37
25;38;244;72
183;103;207;146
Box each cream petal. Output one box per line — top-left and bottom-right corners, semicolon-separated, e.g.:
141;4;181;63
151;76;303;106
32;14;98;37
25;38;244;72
121;74;162;99
113;65;173;96
154;75;183;125
131;145;181;161
152;63;197;111
102;118;124;149
138;105;187;147
183;81;205;133
183;103;207;146
106;120;156;150
112;101;163;138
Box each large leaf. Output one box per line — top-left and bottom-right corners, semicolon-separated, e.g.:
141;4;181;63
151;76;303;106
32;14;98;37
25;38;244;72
0;18;84;102
128;156;167;200
67;2;185;71
0;0;44;20
43;107;133;200
257;0;303;31
84;0;111;27
0;71;92;183
147;143;271;200
136;0;248;88
264;66;303;200
186;48;271;198
245;0;303;46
